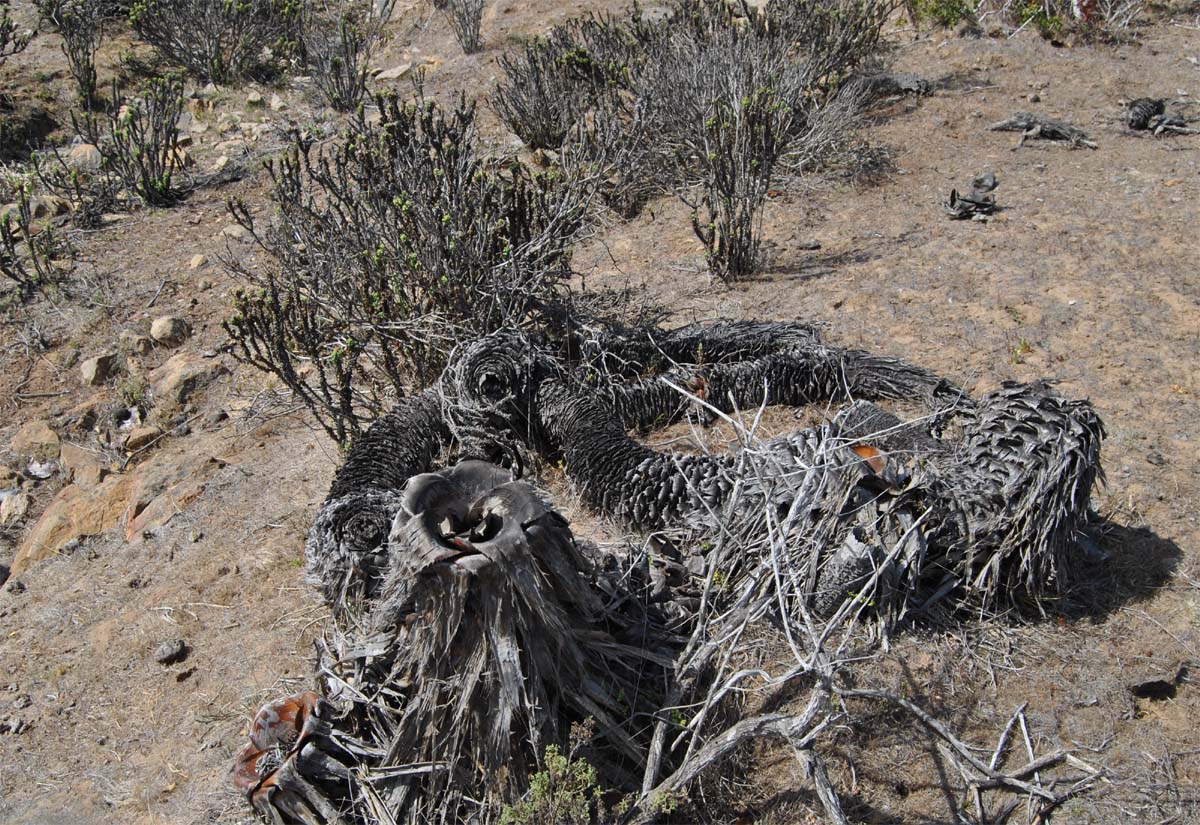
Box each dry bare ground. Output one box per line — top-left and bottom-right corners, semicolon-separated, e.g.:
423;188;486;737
0;1;1198;823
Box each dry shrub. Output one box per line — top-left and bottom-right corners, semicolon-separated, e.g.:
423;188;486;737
128;0;300;82
0;0;31;65
441;0;484;54
75;76;186;206
305;0;392;113
494;0;889;281
223;89;595;445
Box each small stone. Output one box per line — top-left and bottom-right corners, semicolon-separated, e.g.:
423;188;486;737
119;329;154;356
59;442;106;488
796;239;822;251
67;143;103;172
246;90;264;107
11;695;30;710
5;579;25;594
153;639;188;665
198;278;214;291
189;254;208;270
81;353;118;386
0;466;14;484
1028;93;1041;103
375;62;413;81
0;492;31;526
151;354;230;405
189;531;203;543
205;409;229;427
211;155;230;172
10;421;61;459
221;224;250;243
269;93;286;111
150;316;190;347
124;426;162;452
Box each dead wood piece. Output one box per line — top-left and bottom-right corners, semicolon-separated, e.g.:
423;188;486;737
989;112;1097;149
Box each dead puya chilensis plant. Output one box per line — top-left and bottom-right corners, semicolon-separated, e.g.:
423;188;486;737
620;390;1106;823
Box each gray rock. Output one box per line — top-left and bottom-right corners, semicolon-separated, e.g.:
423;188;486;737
153;639;188;665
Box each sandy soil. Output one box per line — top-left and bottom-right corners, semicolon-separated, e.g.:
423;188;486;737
0;1;1197;823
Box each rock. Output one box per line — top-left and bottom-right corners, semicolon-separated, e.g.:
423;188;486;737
150;316;190;347
81;353;118;386
169;146;194;169
153;639;188;665
246;90;264;107
123;426;162;452
59;442;107;488
29;195;69;219
211;155;230;173
189;254;207;270
0;492;31;526
67;143;103;172
221;224;250;243
151;353;230;406
11;694;30;710
375;62;412;81
0;466;14;484
198;278;214;291
13;448;225;574
269;93;286;111
204;409;229;428
119;330;154;356
11;476;134;574
5;579;24;594
10;421;61;459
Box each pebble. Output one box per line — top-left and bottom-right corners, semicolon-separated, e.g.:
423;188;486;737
189;254;208;270
153;639;188;665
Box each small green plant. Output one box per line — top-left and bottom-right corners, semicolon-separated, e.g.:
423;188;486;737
1010;338;1034;364
1018;1;1066;36
913;0;977;28
499;744;601;825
